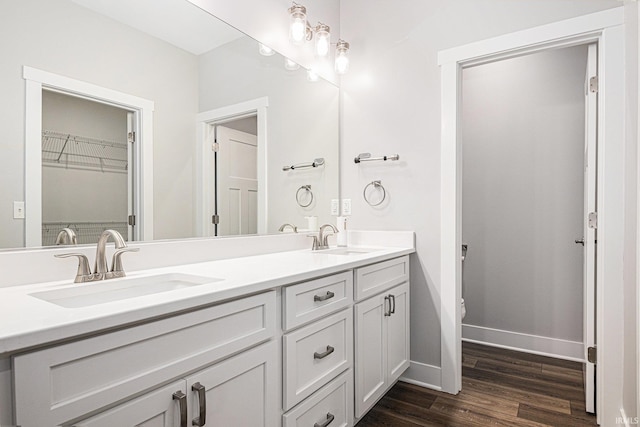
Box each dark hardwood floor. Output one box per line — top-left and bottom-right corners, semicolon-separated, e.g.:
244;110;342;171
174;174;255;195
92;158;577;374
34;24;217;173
358;342;597;426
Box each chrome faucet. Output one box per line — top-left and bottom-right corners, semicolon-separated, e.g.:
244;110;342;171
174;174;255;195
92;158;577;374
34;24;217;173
308;224;338;250
55;228;77;245
55;229;138;283
278;223;298;233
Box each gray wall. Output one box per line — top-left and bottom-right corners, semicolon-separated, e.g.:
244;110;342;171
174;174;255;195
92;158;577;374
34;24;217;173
0;0;199;248
461;46;587;343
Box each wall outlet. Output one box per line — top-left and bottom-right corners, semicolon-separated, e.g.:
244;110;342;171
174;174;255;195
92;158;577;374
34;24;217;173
13;201;25;219
330;199;339;216
342;199;352;216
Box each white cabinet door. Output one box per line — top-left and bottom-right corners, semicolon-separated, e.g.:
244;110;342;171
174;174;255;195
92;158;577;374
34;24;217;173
386;282;410;383
354;282;411;419
185;341;278;427
354;293;386;418
74;381;186;427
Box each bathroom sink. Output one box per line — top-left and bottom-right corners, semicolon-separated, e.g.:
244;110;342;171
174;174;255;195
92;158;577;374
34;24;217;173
315;247;378;255
30;273;220;308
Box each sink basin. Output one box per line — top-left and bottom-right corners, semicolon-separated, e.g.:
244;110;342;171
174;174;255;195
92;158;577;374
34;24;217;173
315;247;378;255
30;273;220;308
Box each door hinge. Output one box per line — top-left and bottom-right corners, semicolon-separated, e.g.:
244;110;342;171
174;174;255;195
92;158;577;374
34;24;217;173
589;76;598;93
211;214;219;225
587;346;597;364
128;215;136;226
128;131;136;143
212;142;219;152
588;212;598;229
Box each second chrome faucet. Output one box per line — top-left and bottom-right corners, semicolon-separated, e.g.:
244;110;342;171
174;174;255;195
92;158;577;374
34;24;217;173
309;224;338;250
55;229;139;283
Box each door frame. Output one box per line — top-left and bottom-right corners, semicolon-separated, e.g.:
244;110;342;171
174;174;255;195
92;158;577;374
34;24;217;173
23;66;154;245
438;7;624;423
195;97;268;237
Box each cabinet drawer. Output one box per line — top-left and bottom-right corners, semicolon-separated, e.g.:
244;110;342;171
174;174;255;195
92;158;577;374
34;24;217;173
14;291;276;427
283;271;353;331
283;369;353;427
283;309;353;410
355;255;409;301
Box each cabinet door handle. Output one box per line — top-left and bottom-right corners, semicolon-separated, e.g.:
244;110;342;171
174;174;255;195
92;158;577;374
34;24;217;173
314;412;335;427
384;295;391;316
172;390;187;427
191;382;207;426
314;291;335;302
314;345;335;359
390;294;396;314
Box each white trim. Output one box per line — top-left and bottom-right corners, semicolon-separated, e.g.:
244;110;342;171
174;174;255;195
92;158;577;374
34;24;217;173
462;324;584;362
22;66;154;244
399;361;442;391
438;9;625;426
195;97;268;236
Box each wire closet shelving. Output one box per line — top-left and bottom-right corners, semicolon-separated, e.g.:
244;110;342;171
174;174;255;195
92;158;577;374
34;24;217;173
42;130;128;172
42;221;129;246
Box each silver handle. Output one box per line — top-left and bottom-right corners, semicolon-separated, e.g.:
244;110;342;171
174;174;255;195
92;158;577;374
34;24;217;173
191;382;206;426
314;291;335;302
314;345;335;359
575;238;585;246
314;412;335;427
384;295;391;316
461;244;468;261
54;253;93;283
110;247;140;273
172;390;187;427
390;294;396;315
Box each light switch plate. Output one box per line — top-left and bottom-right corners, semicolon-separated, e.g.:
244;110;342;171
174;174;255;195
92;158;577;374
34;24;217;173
342;199;352;216
330;199;339;216
13;201;25;219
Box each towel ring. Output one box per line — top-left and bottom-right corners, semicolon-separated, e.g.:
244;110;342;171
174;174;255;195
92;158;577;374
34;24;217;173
296;185;314;207
363;180;386;206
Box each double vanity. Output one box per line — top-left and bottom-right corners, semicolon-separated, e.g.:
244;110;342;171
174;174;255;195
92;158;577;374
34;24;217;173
0;232;414;427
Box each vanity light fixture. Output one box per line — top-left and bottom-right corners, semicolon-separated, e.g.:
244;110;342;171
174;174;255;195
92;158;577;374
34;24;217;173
314;23;331;57
335;40;350;75
289;3;312;45
259;43;275;56
285;57;300;71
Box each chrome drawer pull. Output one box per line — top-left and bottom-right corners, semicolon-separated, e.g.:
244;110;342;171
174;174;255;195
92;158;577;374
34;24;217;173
314;412;335;427
314;291;335;302
384;295;391;316
191;382;207;426
172;390;187;427
390;294;396;314
314;345;335;359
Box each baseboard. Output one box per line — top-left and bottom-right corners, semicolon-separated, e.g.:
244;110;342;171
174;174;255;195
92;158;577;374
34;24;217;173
462;324;585;362
399;361;442;391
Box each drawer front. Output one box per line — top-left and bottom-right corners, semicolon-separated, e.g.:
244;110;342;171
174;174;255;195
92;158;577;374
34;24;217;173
355;255;409;301
14;291;276;427
283;309;353;410
283;369;353;427
283;271;353;331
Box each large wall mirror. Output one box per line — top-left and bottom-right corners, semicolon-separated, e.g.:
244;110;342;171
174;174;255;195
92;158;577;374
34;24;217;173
0;0;339;250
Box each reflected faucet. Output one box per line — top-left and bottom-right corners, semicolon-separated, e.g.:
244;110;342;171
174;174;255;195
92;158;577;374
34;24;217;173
55;228;77;246
278;223;298;233
95;229;138;279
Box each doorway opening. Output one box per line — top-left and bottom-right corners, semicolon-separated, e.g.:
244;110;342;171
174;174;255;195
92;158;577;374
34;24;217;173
460;43;597;414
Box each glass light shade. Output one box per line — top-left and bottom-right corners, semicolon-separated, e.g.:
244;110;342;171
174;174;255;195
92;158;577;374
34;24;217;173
259;43;275;56
285;57;300;71
335;40;350;75
307;69;319;82
289;4;308;45
315;24;330;57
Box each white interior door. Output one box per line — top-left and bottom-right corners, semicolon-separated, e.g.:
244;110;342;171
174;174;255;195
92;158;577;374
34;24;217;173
216;126;258;236
582;42;597;414
126;111;135;242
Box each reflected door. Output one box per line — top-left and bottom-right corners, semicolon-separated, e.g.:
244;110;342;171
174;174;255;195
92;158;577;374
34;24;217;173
216;126;258;236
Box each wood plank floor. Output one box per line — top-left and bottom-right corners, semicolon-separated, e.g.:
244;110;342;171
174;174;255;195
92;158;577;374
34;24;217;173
357;342;597;426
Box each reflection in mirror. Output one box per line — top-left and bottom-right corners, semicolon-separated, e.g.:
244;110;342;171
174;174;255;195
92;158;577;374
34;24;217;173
0;0;339;250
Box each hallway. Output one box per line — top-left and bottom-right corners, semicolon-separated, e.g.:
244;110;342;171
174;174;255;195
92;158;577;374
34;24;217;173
358;342;597;426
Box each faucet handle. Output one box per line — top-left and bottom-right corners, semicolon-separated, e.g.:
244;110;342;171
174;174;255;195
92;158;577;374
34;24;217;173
108;247;140;279
307;234;320;250
54;253;93;283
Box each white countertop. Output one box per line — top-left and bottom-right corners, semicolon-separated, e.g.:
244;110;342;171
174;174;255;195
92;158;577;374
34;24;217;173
0;246;413;355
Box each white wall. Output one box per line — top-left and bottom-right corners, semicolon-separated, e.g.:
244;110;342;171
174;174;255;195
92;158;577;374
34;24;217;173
0;0;199;248
460;46;587;352
340;0;623;377
198;37;339;232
